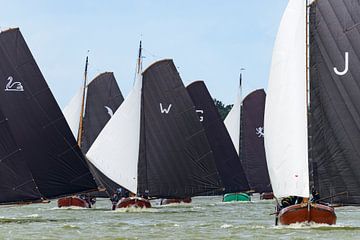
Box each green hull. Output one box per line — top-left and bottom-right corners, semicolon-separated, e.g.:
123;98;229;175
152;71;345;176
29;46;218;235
223;193;251;202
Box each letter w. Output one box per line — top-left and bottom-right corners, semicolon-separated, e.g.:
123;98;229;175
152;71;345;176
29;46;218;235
160;103;172;114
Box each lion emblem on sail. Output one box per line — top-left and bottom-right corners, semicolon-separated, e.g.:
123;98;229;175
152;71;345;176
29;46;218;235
256;126;264;138
5;76;24;92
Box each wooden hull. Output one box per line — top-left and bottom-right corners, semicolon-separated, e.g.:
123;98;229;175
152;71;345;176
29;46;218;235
160;197;192;205
117;197;151;209
57;197;91;208
260;192;274;200
277;203;336;225
223;192;251;202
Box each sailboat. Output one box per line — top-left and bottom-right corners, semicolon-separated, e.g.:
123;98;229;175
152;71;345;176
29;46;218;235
0;28;98;205
222;73;252;202
240;89;273;200
59;67;125;207
265;0;337;225
87;57;223;209
186;81;250;201
309;0;360;206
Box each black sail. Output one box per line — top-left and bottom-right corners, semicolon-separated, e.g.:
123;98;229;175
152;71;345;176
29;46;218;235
138;60;222;198
310;0;360;204
81;72;124;153
0;28;97;204
82;72;124;196
240;89;271;193
186;81;249;193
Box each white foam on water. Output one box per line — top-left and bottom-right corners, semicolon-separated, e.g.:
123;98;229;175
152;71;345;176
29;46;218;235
273;222;344;229
112;207;159;213
49;206;88;210
220;224;233;229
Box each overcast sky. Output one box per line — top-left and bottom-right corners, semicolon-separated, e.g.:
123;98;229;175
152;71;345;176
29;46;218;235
1;0;288;107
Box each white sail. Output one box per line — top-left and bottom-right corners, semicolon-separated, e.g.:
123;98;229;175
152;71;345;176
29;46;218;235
224;86;242;155
63;87;83;139
86;76;142;194
264;0;309;198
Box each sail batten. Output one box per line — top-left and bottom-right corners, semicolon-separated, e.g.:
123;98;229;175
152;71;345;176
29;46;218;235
264;0;309;198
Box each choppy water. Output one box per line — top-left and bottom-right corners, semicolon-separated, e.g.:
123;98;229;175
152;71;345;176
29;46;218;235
0;196;360;239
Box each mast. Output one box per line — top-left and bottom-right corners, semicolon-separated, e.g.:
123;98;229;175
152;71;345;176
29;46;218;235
238;69;244;159
77;53;89;147
137;40;143;75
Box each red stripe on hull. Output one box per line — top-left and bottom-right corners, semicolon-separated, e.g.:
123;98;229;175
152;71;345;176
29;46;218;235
278;203;336;225
117;197;151;208
57;197;91;208
160;197;192;205
260;192;274;200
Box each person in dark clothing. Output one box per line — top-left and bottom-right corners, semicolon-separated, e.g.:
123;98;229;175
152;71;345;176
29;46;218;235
110;188;130;210
280;196;304;208
311;188;320;202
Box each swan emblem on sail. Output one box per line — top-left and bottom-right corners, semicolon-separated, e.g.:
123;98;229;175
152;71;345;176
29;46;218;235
256;127;264;138
104;106;114;117
334;52;349;76
5;76;24;92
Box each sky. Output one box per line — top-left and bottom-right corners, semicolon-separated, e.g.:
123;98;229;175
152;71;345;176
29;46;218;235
0;0;288;108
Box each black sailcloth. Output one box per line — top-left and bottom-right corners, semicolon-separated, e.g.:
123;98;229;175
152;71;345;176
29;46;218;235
0;28;97;204
309;0;360;204
186;81;249;193
82;72;124;196
240;89;271;193
137;60;222;198
81;72;124;153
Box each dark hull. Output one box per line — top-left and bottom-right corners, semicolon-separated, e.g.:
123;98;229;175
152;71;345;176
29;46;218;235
160;197;192;205
260;192;274;200
57;197;91;208
277;203;336;225
117;197;151;209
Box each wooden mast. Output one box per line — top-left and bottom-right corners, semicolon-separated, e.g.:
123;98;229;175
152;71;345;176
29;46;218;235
77;53;89;147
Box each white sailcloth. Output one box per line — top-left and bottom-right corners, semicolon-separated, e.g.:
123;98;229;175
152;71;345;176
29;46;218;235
86;76;142;194
224;85;242;155
63;87;83;139
264;0;309;198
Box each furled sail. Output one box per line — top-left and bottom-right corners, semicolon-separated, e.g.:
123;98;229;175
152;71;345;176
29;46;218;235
137;60;222;198
309;0;360;204
186;81;249;193
0;28;97;204
224;82;241;155
264;0;309;198
241;89;271;193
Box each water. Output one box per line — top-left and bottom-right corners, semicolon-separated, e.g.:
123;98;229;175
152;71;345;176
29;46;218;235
0;196;360;239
